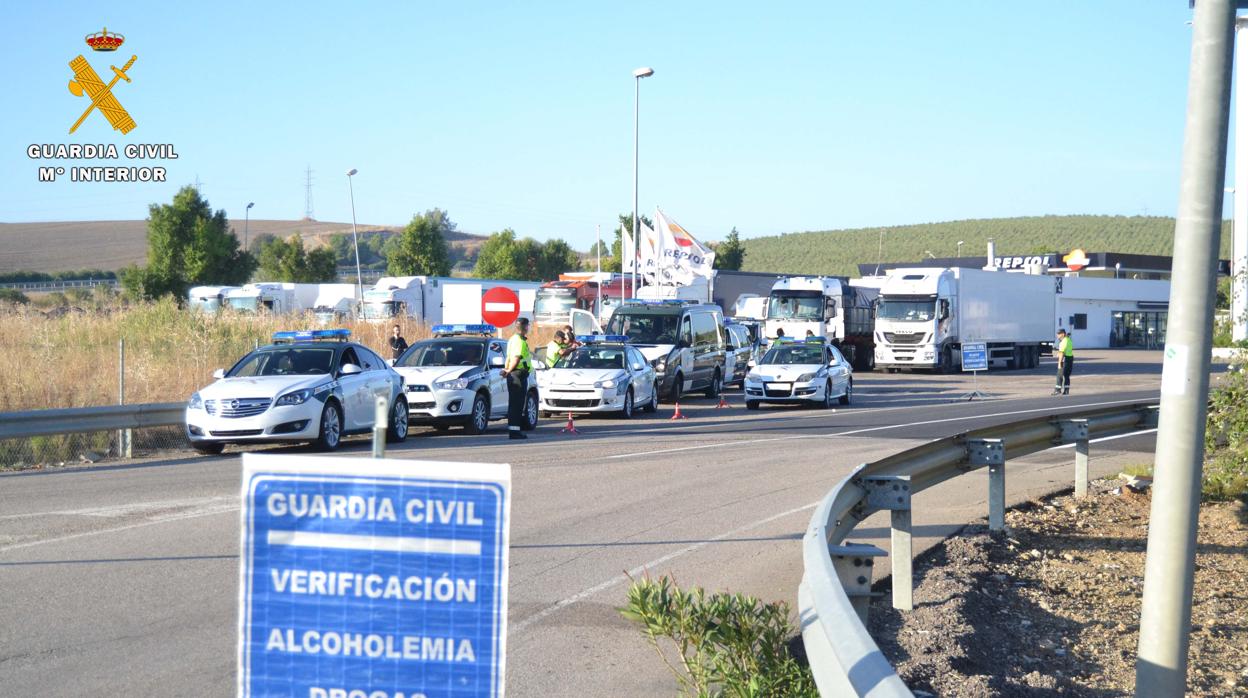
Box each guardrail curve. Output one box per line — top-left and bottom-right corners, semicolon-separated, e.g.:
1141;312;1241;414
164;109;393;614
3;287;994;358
798;402;1159;696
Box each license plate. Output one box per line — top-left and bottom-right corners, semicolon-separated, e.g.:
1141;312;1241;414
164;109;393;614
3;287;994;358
767;382;792;390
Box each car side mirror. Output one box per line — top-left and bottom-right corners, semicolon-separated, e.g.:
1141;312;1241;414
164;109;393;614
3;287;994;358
490;356;505;368
340;363;362;375
212;368;225;379
631;363;645;371
678;338;691;349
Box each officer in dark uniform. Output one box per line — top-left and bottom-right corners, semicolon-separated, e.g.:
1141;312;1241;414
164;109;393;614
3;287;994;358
502;318;532;440
388;325;409;364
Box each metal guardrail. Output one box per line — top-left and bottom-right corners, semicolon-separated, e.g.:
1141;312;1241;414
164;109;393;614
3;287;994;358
0;279;119;292
0;402;185;440
798;402;1160;696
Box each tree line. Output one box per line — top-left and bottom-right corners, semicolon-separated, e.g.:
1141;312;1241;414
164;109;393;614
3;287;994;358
116;187;748;302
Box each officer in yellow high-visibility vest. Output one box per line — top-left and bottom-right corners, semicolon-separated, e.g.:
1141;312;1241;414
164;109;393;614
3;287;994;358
1052;328;1075;395
502;318;532;440
546;330;572;368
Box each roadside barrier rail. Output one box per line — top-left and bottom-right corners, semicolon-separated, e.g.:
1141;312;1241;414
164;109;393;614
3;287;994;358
0;402;185;440
799;401;1160;696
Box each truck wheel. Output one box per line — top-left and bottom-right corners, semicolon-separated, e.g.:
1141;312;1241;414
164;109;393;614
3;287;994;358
940;347;954;374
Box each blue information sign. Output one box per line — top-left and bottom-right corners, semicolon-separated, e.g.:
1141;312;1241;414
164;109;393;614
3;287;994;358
961;342;988;372
239;454;511;698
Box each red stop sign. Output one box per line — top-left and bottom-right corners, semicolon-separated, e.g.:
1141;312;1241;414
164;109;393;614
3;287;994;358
481;286;521;328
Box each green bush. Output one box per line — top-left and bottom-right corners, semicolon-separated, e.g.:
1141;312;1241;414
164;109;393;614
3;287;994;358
1203;368;1248;500
0;288;30;304
620;574;816;697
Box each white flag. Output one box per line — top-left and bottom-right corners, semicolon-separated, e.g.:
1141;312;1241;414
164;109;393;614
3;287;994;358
621;223;636;273
655;209;715;280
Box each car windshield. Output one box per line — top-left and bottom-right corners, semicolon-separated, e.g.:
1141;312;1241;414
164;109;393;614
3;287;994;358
229;348;336;377
878;300;935;322
535;292;576;315
767;292;824;320
554;346;626;370
398;340;485;367
605;312;680;344
761;344;825;365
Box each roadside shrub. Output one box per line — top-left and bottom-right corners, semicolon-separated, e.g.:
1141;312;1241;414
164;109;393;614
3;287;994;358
0;288;29;304
620;574;817;698
1204;368;1248;500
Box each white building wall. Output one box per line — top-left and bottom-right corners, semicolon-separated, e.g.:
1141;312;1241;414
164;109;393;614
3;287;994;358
1055;278;1171;348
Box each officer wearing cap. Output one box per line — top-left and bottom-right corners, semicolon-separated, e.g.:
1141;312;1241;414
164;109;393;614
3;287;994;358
502;318;532;440
546;330;572;368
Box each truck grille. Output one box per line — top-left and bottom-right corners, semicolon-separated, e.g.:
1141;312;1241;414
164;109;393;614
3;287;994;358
205;398;271;418
883;332;925;345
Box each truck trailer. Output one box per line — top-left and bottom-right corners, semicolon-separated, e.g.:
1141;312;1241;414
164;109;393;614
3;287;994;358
873;267;1055;372
534;272;632;327
361;276;542;326
223;283;320;314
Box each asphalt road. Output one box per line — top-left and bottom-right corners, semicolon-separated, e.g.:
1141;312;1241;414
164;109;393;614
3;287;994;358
0;350;1171;697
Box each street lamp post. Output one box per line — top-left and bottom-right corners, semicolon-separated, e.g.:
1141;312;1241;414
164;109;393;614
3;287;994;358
244;202;254;251
957;240;964;258
346;169;363;299
632;66;654;300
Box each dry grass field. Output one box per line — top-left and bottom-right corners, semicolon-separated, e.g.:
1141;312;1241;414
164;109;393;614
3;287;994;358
0;219;486;273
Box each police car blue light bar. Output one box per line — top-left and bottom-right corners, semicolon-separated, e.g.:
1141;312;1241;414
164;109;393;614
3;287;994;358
272;329;351;342
624;299;697;306
575;334;629;344
432;324;496;336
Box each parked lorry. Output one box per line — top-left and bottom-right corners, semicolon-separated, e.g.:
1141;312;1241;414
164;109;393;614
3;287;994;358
361;276;542;325
223;283;320;314
187;285;240;313
534;272;632;327
310;284;360;325
763;276;878;370
873;267;1055;372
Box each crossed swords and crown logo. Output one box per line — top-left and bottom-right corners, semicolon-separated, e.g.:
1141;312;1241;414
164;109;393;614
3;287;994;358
68;27;137;135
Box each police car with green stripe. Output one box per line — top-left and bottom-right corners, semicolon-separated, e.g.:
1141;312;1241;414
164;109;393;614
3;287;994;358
391;324;539;434
185;329;408;454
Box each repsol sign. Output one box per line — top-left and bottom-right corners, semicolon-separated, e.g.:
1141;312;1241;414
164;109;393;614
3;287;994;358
994;254;1056;269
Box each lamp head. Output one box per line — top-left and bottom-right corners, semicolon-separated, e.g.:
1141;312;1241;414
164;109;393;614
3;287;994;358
633;67;655;79
246;202;254;209
346;168;358;177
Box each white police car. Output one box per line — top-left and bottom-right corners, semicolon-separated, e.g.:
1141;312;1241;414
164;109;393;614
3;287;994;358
391;324;538;434
185;329;408;454
537;334;658;418
743;337;853;410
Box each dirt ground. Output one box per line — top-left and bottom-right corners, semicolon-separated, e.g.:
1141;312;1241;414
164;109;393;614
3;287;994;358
868;480;1248;697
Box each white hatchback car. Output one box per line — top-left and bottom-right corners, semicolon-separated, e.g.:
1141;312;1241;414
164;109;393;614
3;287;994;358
185;329;408;453
391;324;539;435
743;338;853;410
538;335;658;418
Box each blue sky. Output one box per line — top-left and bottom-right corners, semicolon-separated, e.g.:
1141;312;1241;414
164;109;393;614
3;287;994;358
0;1;1210;249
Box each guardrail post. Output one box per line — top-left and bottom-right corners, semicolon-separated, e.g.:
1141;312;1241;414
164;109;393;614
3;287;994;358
117;338;132;459
1057;419;1091;497
1140;404;1161;429
860;475;914;611
827;542;886;623
372;395;388;458
967;438;1006;530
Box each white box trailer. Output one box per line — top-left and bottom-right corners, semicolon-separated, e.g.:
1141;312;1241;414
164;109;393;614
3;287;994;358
223;283;320;314
874;267;1055;371
310;283;360;324
187;285;239;313
362;276;541;327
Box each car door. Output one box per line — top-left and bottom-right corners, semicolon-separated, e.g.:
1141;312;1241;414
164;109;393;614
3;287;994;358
678;314;695;390
486;340;508;418
357;347;392;425
828;346;849;395
336;347;370;430
569;308;602;336
627;347;653;403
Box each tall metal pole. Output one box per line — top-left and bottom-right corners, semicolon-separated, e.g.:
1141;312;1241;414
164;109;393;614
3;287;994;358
596;224;602;276
1135;1;1234;694
1235;17;1248;342
632;75;641;300
347;171;363;300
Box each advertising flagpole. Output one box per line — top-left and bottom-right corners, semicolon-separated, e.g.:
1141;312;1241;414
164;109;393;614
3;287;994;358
596;224;601;276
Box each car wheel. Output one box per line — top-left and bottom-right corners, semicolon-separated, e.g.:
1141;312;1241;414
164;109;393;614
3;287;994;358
386;396;409;443
822;381;835;408
704;370;722;399
667;373;683;403
522;391;539;430
192;442;224;455
839;378;852;406
746;400;760;411
619;388;634;419
463;392;489;434
643;383;658;413
315;401;343;452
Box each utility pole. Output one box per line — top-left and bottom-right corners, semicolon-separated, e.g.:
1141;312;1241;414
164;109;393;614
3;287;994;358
1135;1;1234;695
1234;17;1248;342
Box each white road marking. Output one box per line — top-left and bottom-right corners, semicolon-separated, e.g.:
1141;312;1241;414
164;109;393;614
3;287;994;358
511;500;819;634
1046;428;1157;450
606;397;1155;459
0;496;235;521
0;501;239;554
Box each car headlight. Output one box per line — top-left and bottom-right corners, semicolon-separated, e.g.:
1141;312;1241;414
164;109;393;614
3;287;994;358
797;372;817;383
651;356;666;372
745;372;762;384
188;392;203;409
595;378;617;389
275;389;312;406
434;377;471;391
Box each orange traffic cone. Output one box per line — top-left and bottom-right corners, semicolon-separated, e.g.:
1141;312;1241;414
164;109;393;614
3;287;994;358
560;411;580;434
716;394;730;408
669;400;688;420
